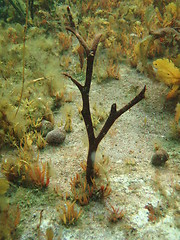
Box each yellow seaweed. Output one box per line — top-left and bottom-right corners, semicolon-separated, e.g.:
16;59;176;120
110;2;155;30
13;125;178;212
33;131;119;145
153;59;180;85
153;58;180;98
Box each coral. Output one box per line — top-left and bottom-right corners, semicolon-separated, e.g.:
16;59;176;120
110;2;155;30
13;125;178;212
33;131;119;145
2;157;28;184
133;35;154;71
93;183;111;200
1;139;50;188
153;58;180;136
106;60;120;80
57;201;82;226
80;161;101;178
70;173;92;205
164;2;177;27
2;158;50;188
70;162;111;205
107;204;124;223
28;162;50;188
0;2;179;237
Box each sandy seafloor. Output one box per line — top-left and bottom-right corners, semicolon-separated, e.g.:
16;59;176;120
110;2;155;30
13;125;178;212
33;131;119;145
1;64;180;240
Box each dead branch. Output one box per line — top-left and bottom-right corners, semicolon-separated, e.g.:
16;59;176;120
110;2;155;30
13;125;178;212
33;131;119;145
64;6;146;184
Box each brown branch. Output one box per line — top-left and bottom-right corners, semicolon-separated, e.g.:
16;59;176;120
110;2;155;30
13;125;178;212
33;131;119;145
67;6;76;29
64;7;146;184
91;33;102;53
63;25;101;147
96;85;146;145
62;72;83;91
84;34;102;91
66;26;90;54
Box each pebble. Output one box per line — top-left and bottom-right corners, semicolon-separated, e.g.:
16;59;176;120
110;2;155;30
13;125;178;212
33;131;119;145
46;128;66;145
151;149;169;166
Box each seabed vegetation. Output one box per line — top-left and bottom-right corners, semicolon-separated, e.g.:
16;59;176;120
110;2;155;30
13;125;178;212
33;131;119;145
0;0;179;239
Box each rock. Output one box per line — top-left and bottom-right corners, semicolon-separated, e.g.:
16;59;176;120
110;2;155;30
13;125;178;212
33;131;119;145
151;149;169;166
41;120;54;137
46;128;66;145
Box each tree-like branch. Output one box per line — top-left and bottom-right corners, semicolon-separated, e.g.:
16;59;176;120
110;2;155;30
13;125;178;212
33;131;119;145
64;6;146;184
116;85;146;117
62;72;83;92
67;6;76;29
96;85;146;145
91;33;102;53
66;26;90;54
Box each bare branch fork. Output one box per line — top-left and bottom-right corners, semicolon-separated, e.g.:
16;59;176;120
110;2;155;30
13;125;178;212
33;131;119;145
63;9;146;184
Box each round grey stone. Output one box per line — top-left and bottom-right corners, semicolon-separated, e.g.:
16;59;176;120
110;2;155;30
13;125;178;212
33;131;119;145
151;149;169;166
46;128;66;145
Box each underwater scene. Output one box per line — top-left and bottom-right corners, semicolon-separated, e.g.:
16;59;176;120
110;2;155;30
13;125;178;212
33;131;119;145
0;0;180;239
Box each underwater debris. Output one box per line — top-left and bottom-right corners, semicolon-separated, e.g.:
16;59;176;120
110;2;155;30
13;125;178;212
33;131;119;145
46;128;66;145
